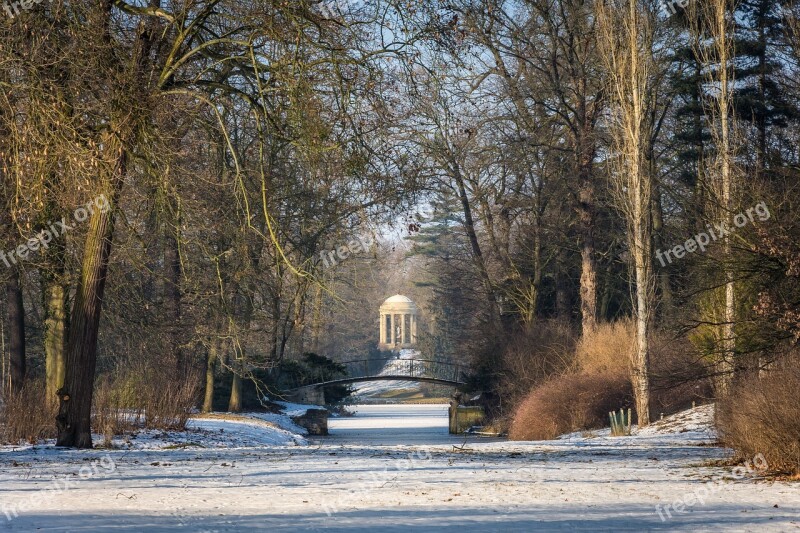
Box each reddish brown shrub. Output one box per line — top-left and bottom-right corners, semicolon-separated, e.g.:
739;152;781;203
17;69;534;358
498;319;577;411
505;321;713;439
576;322;712;421
574;319;635;375
508;371;632;441
717;352;800;475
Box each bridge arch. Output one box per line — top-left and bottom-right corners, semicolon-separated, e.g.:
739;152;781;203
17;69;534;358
288;357;467;405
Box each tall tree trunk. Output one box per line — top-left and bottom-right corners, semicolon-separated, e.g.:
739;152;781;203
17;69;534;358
44;278;67;401
695;0;737;395
43;237;68;401
165;215;182;371
596;0;660;425
632;244;652;426
599;263;613;321
6;270;26;393
56;145;126;448
202;338;218;413
631;190;654;426
228;363;242;413
54;0;156;447
755;2;767;179
577;152;598;336
452;162;499;323
527;213;543;323
555;248;570;321
652;191;673;315
309;283;323;354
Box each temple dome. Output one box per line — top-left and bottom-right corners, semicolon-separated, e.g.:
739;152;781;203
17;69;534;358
384;294;413;304
380;295;418;312
379;295;418;348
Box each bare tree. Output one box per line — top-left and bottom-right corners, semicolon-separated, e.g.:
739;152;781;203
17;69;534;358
596;0;669;426
689;0;739;394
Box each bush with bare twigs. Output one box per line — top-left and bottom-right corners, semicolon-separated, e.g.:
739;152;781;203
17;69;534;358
509;371;632;440
0;381;57;445
498;320;577;408
92;361;201;446
717;351;800;475
574;321;712;417
573;319;635;375
649;331;713;416
509;322;635;440
507;320;715;440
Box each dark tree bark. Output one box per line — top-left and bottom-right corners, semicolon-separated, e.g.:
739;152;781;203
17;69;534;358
55;0;159;447
165;216;183;371
56;144;126;448
6;270;26;393
577;134;598;336
228;366;242;412
43;239;68;401
202;339;218;413
452;161;500;323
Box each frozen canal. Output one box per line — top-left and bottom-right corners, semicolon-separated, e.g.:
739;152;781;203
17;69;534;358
326;403;491;446
1;404;798;532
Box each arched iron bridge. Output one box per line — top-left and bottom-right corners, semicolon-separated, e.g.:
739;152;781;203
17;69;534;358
300;357;468;389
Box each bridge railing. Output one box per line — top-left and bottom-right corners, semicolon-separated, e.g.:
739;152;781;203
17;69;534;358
337;357;467;384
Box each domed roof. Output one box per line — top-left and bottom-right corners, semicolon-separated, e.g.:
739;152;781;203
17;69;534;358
383;294;413;304
380;294;418;312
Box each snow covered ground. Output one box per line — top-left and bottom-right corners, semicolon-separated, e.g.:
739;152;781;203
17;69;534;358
1;403;798;532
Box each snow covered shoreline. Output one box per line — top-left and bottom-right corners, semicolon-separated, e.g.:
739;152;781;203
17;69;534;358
1;403;797;532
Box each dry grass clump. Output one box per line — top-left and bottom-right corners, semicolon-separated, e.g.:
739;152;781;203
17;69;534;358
0;381;57;445
1;364;201;447
717;351;800;475
93;376;141;444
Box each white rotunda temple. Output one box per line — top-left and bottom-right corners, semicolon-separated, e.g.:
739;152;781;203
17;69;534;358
378;295;418;349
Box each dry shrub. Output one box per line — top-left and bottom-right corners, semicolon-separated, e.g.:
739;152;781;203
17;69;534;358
0;381;57;444
574;319;635;375
92;361;201;442
717;352;800;475
576;321;712;419
498;320;577;408
508;371;632;440
507;321;713;440
93;376;142;445
508;322;636;440
649;332;713;417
